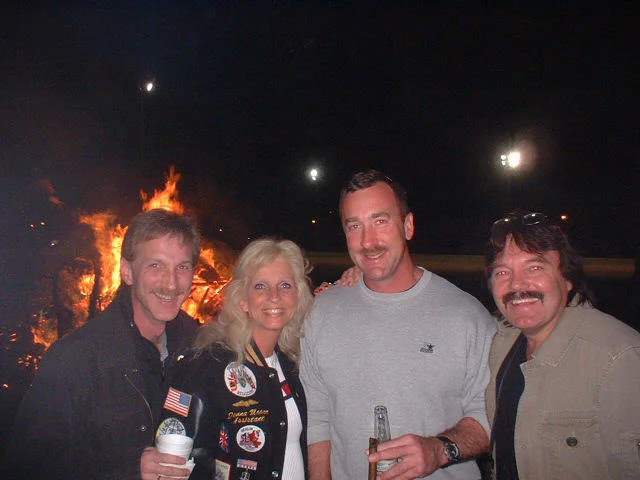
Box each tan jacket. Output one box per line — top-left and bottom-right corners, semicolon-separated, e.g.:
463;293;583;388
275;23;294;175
486;305;640;479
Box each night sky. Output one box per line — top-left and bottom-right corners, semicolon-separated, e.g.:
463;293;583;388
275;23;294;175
1;3;638;257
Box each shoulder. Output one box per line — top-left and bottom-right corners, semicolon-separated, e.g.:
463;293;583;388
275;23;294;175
424;272;495;326
569;305;640;355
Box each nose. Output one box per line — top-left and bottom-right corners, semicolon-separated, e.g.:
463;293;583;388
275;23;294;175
509;268;526;291
270;287;281;302
360;223;377;249
164;268;178;289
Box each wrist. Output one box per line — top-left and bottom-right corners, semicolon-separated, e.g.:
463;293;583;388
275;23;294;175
435;435;460;468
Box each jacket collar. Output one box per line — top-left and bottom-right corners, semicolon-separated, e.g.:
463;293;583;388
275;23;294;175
528;305;585;366
245;341;268;367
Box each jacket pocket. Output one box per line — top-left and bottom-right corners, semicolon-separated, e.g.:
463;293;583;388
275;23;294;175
538;410;605;479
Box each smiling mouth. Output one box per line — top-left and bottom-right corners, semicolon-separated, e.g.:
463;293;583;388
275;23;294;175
263;308;285;315
361;249;386;260
154;291;183;302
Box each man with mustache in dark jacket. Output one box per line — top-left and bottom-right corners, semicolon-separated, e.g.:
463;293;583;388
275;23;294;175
3;208;200;479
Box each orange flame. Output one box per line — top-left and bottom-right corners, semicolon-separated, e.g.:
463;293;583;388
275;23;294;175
29;167;232;358
79;166;230;321
141;166;185;213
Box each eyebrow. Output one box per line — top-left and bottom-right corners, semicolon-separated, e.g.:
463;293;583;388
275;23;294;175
343;211;391;224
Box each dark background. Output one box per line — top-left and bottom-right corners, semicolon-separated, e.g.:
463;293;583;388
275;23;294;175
1;3;638;255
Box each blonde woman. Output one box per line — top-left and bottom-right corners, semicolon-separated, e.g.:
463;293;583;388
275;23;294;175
153;238;314;480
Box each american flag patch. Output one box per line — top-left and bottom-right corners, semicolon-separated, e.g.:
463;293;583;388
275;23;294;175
163;387;192;417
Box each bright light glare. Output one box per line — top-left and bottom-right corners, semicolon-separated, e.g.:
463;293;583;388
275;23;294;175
145;82;155;92
560;214;568;221
309;168;319;181
506;151;521;168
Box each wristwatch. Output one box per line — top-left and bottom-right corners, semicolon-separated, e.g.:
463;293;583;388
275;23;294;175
436;436;460;466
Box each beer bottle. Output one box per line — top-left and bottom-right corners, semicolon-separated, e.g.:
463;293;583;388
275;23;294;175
374;405;397;473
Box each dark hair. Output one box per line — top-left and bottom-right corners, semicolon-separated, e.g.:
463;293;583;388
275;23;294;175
484;210;593;305
339;169;409;218
121;208;201;265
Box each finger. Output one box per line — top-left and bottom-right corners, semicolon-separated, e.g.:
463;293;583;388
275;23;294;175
378;459;412;480
159;453;189;465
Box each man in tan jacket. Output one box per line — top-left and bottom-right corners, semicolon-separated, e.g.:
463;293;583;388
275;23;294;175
484;211;640;479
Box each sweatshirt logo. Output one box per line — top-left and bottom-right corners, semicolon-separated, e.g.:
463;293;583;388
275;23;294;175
419;343;435;354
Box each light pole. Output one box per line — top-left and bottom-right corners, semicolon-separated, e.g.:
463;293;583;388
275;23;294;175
139;80;155;163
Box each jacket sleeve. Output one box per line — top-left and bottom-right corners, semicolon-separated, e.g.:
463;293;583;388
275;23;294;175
2;340;93;479
599;345;640;478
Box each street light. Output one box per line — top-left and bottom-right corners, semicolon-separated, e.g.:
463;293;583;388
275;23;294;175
500;151;521;169
139;80;155;163
499;149;522;201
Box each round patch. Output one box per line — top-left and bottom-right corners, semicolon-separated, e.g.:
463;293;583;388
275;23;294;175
236;425;265;452
224;362;257;397
156;417;187;439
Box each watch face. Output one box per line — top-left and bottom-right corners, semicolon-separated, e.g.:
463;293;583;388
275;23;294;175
437;436;460;463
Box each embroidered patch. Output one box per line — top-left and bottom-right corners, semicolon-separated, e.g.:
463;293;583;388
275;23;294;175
280;380;292;399
236;425;265;452
214;459;231;480
240;471;251;480
218;422;230;453
419;343;435;353
232;399;259;408
156;417;187;439
237;458;258;470
163;387;192;417
224;362;257;397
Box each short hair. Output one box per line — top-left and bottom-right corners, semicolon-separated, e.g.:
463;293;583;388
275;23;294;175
121;208;201;266
339;169;410;218
194;238;314;364
484;210;593;306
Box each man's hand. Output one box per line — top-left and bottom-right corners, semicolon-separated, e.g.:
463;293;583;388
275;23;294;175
338;266;361;287
140;446;192;479
367;434;447;479
313;266;361;296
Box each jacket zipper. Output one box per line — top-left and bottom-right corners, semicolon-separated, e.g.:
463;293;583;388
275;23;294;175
124;369;155;444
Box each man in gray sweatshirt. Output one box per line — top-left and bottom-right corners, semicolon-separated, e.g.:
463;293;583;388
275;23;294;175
300;170;496;479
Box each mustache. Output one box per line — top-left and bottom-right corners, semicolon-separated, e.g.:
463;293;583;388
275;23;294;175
154;288;186;297
502;290;544;307
359;247;387;256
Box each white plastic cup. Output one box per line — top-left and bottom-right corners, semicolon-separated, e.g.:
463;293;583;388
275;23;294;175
156;434;194;459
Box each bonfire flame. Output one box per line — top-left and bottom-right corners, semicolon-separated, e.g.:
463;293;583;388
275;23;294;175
32;167;230;353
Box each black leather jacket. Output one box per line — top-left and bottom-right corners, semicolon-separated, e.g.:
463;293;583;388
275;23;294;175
158;342;308;479
3;286;198;480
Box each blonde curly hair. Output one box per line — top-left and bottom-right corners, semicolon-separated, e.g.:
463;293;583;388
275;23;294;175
193;237;314;364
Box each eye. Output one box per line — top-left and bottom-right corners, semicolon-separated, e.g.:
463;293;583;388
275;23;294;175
177;263;193;271
279;281;293;289
492;269;509;279
149;262;160;269
253;282;267;290
374;217;389;225
345;223;360;232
